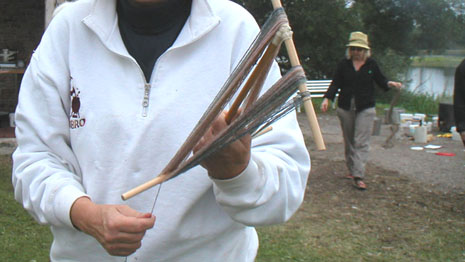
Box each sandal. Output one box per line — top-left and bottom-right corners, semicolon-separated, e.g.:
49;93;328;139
344;174;355;179
354;178;366;190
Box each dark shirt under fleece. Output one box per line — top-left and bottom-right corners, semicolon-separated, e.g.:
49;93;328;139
324;58;390;112
117;0;191;82
454;59;465;133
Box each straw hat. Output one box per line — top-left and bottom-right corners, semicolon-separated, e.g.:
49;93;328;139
346;31;370;50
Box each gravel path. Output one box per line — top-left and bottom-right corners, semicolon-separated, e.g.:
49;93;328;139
0;138;16;156
298;113;465;194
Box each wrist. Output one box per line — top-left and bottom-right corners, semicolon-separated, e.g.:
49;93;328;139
208;159;249;180
70;196;95;231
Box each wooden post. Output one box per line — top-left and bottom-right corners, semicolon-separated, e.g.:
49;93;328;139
271;0;326;150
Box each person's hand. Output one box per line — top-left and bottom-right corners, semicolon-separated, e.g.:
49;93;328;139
193;111;251;180
70;197;155;256
320;98;330;112
388;81;403;89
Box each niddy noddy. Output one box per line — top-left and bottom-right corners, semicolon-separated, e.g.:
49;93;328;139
121;0;326;201
270;0;325;151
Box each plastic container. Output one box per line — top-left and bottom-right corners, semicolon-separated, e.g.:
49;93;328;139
400;113;413;124
414;113;426;123
414;125;427;143
408;124;419;136
9;113;15;127
451;126;462;141
426;121;433;133
384;108;404;124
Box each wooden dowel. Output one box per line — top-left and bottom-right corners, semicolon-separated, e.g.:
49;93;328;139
225;42;281;124
121;174;167;200
271;0;326;150
252;126;273;138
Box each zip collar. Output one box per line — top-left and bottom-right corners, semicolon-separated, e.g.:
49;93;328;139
82;0;220;56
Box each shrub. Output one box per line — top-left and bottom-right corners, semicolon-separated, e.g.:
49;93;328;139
309;89;447;118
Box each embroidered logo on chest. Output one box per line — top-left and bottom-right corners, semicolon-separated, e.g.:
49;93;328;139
69;77;86;129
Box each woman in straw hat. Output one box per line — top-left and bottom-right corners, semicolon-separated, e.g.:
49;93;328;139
321;31;402;190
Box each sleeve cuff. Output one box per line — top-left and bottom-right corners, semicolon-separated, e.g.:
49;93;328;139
211;159;264;198
53;185;89;229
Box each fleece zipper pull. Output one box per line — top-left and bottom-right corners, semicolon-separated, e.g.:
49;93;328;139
142;82;151;117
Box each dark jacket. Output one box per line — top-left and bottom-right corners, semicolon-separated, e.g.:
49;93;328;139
454;59;465;133
324;58;390;112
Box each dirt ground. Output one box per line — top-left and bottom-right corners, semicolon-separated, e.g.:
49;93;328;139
298;112;465;194
289;112;465;260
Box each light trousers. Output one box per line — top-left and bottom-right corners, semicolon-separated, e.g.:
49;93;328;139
336;106;376;178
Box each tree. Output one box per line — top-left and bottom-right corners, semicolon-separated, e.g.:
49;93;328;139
350;0;415;54
240;0;358;79
235;0;465;81
410;0;460;52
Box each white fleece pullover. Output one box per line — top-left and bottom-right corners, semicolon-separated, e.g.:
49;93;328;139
12;0;311;261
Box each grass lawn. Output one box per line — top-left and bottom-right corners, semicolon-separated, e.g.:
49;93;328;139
1;154;464;261
0;155;52;261
411;56;463;69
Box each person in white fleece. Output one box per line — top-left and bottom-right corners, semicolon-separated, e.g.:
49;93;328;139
12;0;311;261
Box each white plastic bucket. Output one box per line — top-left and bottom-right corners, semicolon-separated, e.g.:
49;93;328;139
9;113;15;127
414;125;427;143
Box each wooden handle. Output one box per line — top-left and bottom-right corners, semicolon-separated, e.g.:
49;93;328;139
252;126;273;138
271;0;326;150
121;174;166;200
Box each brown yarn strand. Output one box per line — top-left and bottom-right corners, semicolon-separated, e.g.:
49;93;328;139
160;8;289;176
225;33;284;124
121;7;318;201
121;67;307;200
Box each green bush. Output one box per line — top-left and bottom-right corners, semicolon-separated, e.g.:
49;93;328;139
309;88;447;118
376;88;446;117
